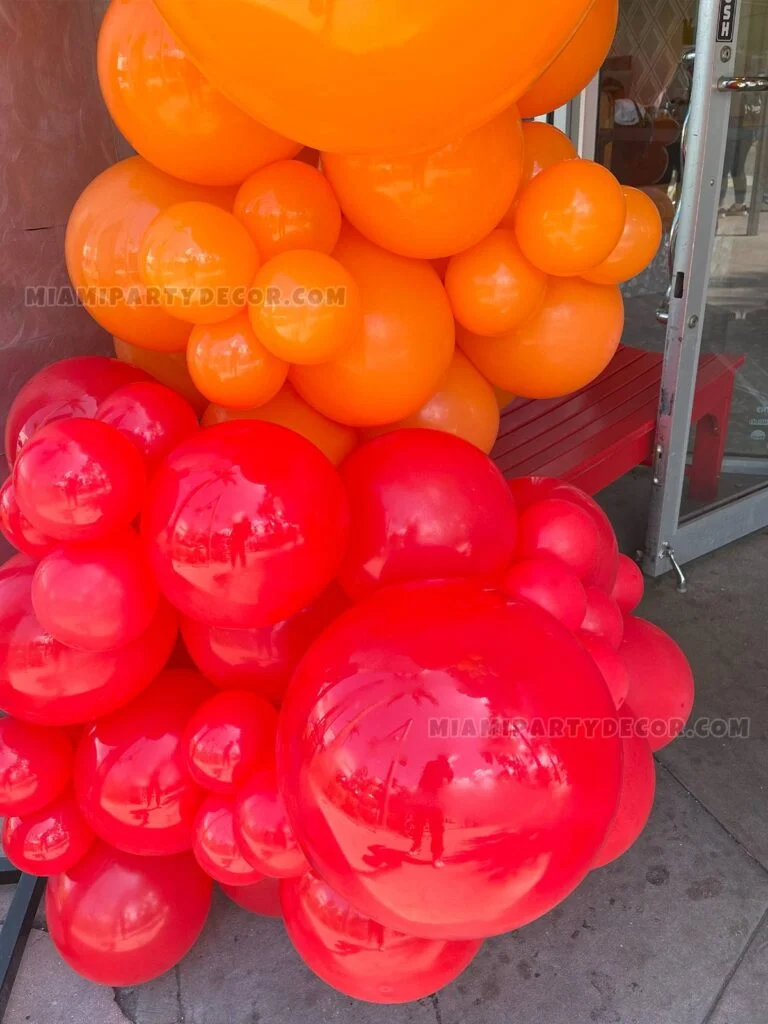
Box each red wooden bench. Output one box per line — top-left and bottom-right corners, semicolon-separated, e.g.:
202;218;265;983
491;345;745;501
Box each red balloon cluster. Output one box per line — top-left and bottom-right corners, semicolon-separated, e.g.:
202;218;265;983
0;355;694;1002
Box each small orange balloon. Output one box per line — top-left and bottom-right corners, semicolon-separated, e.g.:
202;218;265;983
248;251;361;365
498;123;577;229
113;337;207;414
582;187;663;284
65;158;235;351
515;159;626;277
202;384;356;466
290;226;455;427
459;277;623;399
187;311;288;409
97;0;300;187
233;161;341;261
322;108;524;259
139;202;260;325
517;0;618;118
445;228;548;337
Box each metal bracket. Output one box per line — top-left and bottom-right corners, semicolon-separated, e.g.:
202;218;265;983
663;544;688;593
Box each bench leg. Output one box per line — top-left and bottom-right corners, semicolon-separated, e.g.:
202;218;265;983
689;373;737;503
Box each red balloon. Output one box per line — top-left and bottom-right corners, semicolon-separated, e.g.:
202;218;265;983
339;430;517;600
221;876;282;917
234;768;309;879
611;554;644;613
184;690;278;793
31;530;159;652
279;580;621;939
281;871;482;1003
192;794;266;886
179;584;348;705
516;498;599;581
95;381;200;473
579;634;630;709
0;556;178;726
581;586;624;649
74;670;212;855
4;357;149;467
501;556;587;632
0;715;72;815
13;418;146;542
2;789;95;876
46;842;212;986
592;707;656;868
0;478;55;559
619;617;694;752
142;421;349;627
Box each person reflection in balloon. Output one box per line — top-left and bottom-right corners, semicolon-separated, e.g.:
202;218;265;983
230;512;250;569
409;754;454;868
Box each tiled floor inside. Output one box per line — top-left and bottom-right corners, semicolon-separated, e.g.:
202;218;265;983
4;517;768;1024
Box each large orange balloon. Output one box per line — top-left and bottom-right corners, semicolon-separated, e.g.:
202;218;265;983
97;0;299;187
290;227;455;427
153;0;596;155
139;202;259;325
322;108;524;259
459;277;623;398
233;161;341;261
113;338;207;415
515;159;626;276
249;251;361;365
187;311;288;408
65;158;235;351
445;228;548;336
202;384;356;467
498;123;577;229
582;187;663;284
517;0;618;118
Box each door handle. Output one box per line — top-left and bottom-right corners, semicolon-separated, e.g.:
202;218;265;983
718;74;768;91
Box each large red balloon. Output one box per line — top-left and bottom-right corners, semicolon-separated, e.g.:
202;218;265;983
0;556;178;726
95;381;200;473
234;768;308;879
142;421;349;627
611;554;644;613
221;876;282;918
4;357;149;467
74;670;212;855
279;580;621;939
2;790;95;876
0;478;55;559
192;794;266;886
338;430;517;600
580;586;624;649
0;715;72;815
501;556;587;632
619;617;694;752
281;871;482;1003
46;842;212;986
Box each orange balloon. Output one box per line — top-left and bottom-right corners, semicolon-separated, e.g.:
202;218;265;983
459;277;623;399
139;202;259;325
515;159;626;276
582;187;663;284
322;108;525;259
290;226;455;427
494;386;516;409
248;251;361;365
97;0;299;187
65;157;235;351
187;311;288;409
445;228;548;337
202;384;356;466
498;123;577;229
113;337;207;415
517;0;618;118
233;161;341;261
154;0;596;155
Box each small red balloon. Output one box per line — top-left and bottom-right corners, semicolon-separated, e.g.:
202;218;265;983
234;768;309;879
516;497;599;581
13;418;146;542
0;715;72;815
581;586;624;649
184;690;278;793
501;556;587;632
2;789;95;876
611;554;644;613
579;633;630;709
0;478;55;559
221;876;282;918
75;670;212;855
281;871;482;1004
31;530;159;652
46;842;212;986
96;381;200;473
193;794;266;886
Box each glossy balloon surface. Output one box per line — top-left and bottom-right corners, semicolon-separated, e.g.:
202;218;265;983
234;769;309;879
498;123;577;229
516;498;600;580
113;338;207;415
221;876;281;917
583;186;663;285
75;670;212;855
281;871;482;1003
14;418;146;543
0;478;55;559
0;714;72;815
502;556;587;632
323;108;523;259
46;842;212;985
579;634;630;709
611;554;645;613
339;430;517;600
2;790;95;876
581;586;624;649
95;381;199;473
193;794;266;886
185;690;278;793
98;0;299;186
143;421;349;628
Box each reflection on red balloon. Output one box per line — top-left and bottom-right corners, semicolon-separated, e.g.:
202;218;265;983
185;690;278;793
502;556;587;632
2;790;95;876
611;554;644;613
95;381;199;473
0;714;72;815
516;498;599;581
0;478;55;559
46;842;212;985
579;634;630;709
221;876;282;918
580;586;624;650
234;769;308;879
193;794;266;886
